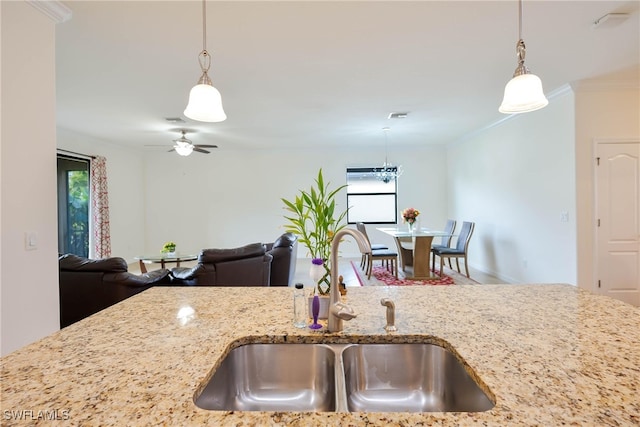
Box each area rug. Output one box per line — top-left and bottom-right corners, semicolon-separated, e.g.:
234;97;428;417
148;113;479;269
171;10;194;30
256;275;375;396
351;261;469;286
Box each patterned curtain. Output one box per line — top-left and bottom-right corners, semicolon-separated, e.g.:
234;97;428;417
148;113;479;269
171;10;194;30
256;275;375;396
90;156;111;258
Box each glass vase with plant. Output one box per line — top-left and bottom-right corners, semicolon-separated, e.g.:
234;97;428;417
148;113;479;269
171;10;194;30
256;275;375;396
281;169;348;295
401;207;420;231
162;241;176;254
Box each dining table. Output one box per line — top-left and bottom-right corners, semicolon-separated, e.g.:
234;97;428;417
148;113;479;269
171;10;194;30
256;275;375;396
377;226;450;279
134;253;197;273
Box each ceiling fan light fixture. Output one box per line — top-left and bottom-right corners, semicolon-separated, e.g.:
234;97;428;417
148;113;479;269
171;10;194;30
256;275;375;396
499;0;548;114
173;143;193;156
183;0;226;123
172;130;194;156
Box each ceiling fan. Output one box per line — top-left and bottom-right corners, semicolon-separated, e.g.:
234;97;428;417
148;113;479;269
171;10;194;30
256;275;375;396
169;130;218;156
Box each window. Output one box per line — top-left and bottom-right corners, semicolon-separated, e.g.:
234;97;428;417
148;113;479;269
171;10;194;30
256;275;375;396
57;155;90;257
346;167;397;224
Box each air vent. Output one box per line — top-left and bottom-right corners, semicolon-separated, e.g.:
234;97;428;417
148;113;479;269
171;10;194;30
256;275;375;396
388;112;409;119
165;117;186;123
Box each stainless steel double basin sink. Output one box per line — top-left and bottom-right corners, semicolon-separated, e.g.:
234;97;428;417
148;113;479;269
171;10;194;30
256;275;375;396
194;342;495;413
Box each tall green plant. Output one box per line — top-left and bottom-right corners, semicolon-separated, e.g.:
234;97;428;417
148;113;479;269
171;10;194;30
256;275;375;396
281;169;348;294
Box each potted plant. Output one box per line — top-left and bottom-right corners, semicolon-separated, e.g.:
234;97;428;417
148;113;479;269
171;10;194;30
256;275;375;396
281;169;348;296
162;241;177;256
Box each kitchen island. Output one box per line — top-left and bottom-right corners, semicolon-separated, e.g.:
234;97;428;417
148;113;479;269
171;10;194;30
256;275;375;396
1;284;638;425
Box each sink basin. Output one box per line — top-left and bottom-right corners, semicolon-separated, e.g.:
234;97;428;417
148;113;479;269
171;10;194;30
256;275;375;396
195;341;494;413
341;343;495;412
194;343;336;412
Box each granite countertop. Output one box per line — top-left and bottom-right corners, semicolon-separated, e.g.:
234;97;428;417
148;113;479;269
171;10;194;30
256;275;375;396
1;284;639;425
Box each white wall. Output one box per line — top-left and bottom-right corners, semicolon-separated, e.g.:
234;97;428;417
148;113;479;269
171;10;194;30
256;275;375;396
141;145;448;259
574;72;640;293
1;1;59;355
446;90;577;284
57;128;146;261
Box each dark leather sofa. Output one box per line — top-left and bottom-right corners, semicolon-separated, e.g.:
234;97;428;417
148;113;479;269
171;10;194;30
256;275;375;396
58;233;298;326
59;254;171;328
171;243;273;286
265;232;298;286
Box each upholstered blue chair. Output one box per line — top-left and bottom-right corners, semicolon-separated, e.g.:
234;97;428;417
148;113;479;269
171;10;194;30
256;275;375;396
430;219;457;269
431;221;475;278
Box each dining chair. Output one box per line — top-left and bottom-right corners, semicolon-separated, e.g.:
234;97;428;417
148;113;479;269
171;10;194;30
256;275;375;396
356;224;398;279
431;221;475;278
430;219;457;270
356;222;389;269
368;247;399;280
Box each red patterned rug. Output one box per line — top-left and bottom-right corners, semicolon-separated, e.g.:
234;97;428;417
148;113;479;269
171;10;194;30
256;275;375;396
350;261;454;286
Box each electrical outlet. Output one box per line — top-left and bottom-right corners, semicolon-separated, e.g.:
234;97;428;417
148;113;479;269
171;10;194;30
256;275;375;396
560;211;569;222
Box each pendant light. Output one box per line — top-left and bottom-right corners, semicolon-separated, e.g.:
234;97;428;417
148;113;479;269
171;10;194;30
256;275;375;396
374;127;403;184
499;0;548;114
184;0;227;122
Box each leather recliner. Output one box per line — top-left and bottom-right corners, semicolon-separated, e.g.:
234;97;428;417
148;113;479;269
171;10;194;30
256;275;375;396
59;253;171;328
265;233;298;286
171;243;272;286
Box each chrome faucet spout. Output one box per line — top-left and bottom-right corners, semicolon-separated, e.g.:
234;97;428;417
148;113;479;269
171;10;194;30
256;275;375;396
328;228;370;332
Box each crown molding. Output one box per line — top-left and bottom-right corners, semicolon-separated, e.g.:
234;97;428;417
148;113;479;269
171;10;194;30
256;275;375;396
449;84;574;148
27;1;72;24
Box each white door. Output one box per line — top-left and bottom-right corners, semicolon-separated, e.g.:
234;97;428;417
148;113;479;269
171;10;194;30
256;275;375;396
595;141;640;306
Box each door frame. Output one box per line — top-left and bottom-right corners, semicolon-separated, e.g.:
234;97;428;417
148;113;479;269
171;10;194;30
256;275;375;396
592;137;640;296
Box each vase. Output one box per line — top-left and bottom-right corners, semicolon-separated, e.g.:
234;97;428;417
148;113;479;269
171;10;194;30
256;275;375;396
308;295;330;320
309;260;331;294
309;263;325;283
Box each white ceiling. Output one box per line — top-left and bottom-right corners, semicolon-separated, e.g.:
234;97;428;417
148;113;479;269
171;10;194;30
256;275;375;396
55;1;640;152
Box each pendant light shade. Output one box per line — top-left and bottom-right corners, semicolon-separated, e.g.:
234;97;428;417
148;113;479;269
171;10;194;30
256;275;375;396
499;72;548;114
183;0;226;123
184;80;226;122
499;0;548;114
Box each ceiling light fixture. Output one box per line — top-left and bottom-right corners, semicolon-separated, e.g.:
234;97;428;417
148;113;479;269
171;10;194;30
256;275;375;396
173;132;195;156
183;0;226;123
374;127;403;184
499;0;548;114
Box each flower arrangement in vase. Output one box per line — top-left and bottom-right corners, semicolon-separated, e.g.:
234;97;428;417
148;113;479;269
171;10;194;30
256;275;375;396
401;207;420;232
282;169;349;295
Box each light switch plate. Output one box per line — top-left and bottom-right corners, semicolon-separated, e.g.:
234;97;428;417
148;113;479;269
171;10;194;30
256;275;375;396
25;231;38;250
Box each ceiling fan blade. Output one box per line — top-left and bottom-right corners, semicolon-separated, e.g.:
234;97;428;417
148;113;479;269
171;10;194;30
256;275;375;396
193;147;210;154
168;148;175;152
195;144;218;148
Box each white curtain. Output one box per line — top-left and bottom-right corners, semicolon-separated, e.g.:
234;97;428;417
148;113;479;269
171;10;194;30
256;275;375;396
90;156;111;258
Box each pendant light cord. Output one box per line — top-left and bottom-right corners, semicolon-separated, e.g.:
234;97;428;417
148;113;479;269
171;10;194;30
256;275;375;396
515;0;527;73
518;0;522;41
202;0;207;52
383;127;390;164
198;0;211;76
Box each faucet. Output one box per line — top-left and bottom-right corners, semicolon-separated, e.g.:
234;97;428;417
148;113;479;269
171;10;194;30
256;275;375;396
328;228;371;332
380;298;397;332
